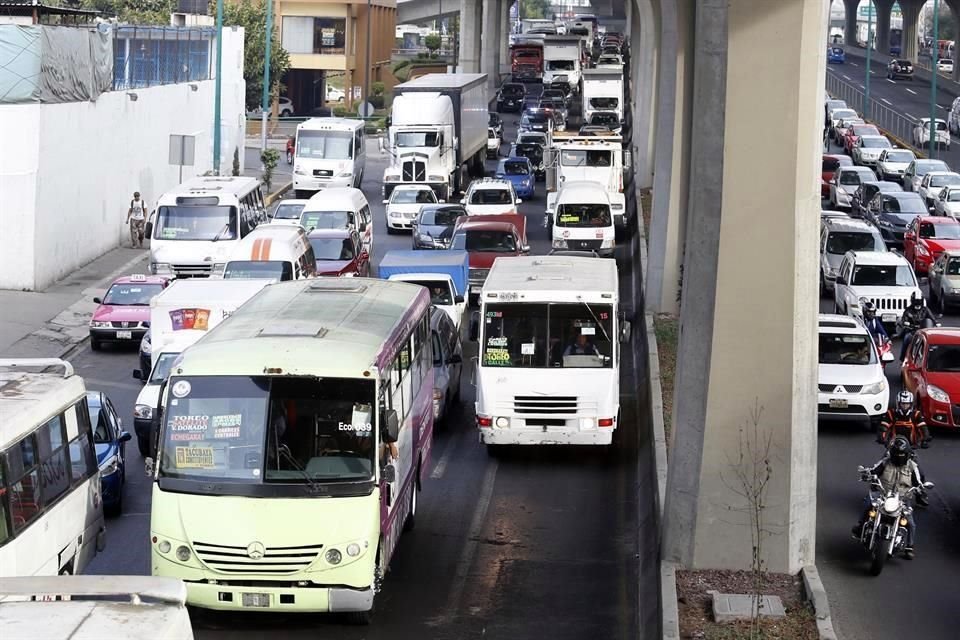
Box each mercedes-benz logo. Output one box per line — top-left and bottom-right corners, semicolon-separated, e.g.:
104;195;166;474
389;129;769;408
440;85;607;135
246;541;265;560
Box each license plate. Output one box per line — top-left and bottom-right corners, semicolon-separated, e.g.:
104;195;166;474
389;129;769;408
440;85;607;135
116;330;132;339
882;314;896;323
829;399;848;409
241;592;271;608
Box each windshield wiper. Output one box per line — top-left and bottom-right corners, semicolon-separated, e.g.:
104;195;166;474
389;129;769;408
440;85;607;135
211;223;230;243
578;297;613;344
275;444;325;493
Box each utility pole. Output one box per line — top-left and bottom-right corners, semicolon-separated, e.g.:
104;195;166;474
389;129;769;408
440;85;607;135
864;0;873;119
930;0;940;158
364;0;372;115
260;0;275;157
213;0;224;174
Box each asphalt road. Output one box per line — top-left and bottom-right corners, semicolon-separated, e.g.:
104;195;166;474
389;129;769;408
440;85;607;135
80;86;651;639
816;136;960;639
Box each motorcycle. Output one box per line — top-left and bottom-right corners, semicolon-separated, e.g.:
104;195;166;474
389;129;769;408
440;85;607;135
871;332;895;368
286;137;294;165
854;468;933;576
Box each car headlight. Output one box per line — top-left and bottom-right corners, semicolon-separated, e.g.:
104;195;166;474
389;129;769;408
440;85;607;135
337;170;353;178
141;335;152;355
134;404;153;419
862;379;887;395
917;245;930;257
90;321;112;329
150;262;172;275
928;384;950;404
495;416;510;428
100;455;120;476
211;263;226;276
418;233;434;243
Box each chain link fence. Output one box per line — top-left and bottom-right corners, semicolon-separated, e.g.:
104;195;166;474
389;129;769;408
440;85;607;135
113;26;214;91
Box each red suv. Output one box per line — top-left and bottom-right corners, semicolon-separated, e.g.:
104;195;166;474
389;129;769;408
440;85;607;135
902;328;960;428
307;229;370;277
903;216;960;276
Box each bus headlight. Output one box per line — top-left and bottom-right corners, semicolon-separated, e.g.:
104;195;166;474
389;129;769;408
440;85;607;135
151;262;173;275
211;263;226;277
495;417;510;428
325;549;342;565
428;175;446;182
158;540;171;554
134;404;153;419
346;543;361;557
175;546;191;562
337;170;353;178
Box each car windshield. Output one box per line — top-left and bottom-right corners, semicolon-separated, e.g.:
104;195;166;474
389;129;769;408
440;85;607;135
922;222;960;238
503;161;530;175
295;131;353;160
488;114;499;126
102;282;163;305
826;231;883;254
818;333;876;365
852;126;878;135
840;171;868;185
419;207;462;225
300;211;351;230
885;151;914;163
861;137;891;148
501;85;524;97
515;144;543;162
546;60;575;70
556;203;611;227
561;149;613;167
481;303;613;368
885;196;926;213
274;203;305;220
309;237;355;260
158;376;377;486
590;113;619;126
393;189;436;204
924;120;948;131
154;205;238;241
833;109;857;120
852;264;917;286
470;189;512;205
522;113;549;125
150;352;180;385
404;280;453;305
947;191;960;202
518;134;545;145
946;258;960;275
542;90;564;100
453;230;517;252
916;161;949;176
926;343;960;372
394;131;439;147
223;261;293;281
929;173;960;187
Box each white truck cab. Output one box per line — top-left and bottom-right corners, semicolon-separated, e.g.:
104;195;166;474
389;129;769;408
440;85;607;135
547;181;616;257
546;132;629;227
834;250;921;325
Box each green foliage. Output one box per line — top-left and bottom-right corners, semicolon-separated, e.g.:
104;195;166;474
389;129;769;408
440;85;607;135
79;0;176;23
260;148;279;191
519;0;551;20
223;0;291;112
232;147;240;176
371;81;385;97
423;33;441;53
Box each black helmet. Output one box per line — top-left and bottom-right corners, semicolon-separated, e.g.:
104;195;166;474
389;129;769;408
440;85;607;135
890;435;912;466
863;301;877;320
911;291;924;309
897;390;914;414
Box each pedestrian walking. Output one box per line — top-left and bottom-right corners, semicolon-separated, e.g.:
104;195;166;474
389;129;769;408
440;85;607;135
126;192;147;248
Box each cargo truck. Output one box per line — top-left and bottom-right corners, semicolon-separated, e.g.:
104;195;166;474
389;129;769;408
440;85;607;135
382;74;489;202
378;250;469;328
582;68;624;125
510;36;545;82
542;36;584;94
545;131;630;228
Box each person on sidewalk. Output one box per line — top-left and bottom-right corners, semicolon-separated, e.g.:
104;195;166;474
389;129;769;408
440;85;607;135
126;192;147;248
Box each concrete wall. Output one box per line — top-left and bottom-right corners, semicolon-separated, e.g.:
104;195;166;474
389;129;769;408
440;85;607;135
0;27;245;291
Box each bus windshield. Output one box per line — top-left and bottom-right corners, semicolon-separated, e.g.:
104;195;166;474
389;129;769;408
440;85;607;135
296;131;353;160
482;303;614;368
556;203;611;227
159;376;377;489
154;206;238;241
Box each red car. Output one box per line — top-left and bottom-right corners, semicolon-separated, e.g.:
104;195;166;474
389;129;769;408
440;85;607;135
902;328;960;428
89;274;171;351
903;215;960;275
451;214;530;300
822;154;853;198
844;123;881;155
307;228;370;277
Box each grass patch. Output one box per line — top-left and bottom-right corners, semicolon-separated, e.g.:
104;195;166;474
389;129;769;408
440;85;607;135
654;313;678;446
640;188;652;247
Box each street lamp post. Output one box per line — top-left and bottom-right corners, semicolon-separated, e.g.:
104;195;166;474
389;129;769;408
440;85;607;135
260;0;275;156
364;0;371;116
213;0;224;174
865;1;873;119
930;0;940;158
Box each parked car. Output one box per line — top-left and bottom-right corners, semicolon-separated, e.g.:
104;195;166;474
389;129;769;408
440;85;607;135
917;170;960;207
830;166;879;210
852;134;892;167
820;217;886;293
825;99;849;128
496;82;526;112
933;186;960;217
89;274;170;351
829;107;858;137
887;58;914;80
326;85;345;102
488;111;504;139
876;148;916;182
307;228;370;277
247;96;294;118
851;180;903;218
411;203;465;250
827;46;846;64
902;328;960;428
823;154;854;198
929;250;960;311
938;59;954;74
87;390;131;515
817;314;889;429
913;117;950;150
905;159;952;192
384;183;439;233
833;250;922;326
431;309;463;425
495;156;536;200
864;191;928;247
903;215;960;275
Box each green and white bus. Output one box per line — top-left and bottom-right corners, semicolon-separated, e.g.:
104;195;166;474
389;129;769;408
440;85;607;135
149;278;435;623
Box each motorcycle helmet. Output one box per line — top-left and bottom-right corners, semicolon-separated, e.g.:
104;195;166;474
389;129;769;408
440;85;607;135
862;301;877;321
890;435;911;466
897;390;914;414
910;291;924;310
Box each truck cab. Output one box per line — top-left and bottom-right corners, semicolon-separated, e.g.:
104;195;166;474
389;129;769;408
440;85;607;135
546;132;629;227
547;181;616;257
510;37;545;82
378;249;469;328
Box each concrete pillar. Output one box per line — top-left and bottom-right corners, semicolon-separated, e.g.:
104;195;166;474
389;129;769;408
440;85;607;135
499;0;512;77
875;0;893;55
842;0;858;46
646;0;694;315
946;0;960;81
632;0;660;189
661;0;823;574
901;0;922;63
480;0;499;90
459;0;482;72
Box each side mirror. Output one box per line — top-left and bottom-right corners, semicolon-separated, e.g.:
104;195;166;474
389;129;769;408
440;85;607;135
119;431;132;443
382;463;397;483
447;354;463;365
619;319;632;343
93;296;102;304
383;408;400;443
516;198;523;204
455;295;464;304
882;351;895;363
132;369;143;380
923;481;935;489
835;276;847;285
144;222;153;238
382;199;389;205
460;198;466;205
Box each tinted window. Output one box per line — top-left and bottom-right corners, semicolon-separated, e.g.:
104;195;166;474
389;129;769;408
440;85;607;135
420;207;462;226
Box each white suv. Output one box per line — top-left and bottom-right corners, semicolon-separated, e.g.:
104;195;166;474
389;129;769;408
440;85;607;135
461;178;521;216
817;314;889;428
833;250;922;325
820;217;886;294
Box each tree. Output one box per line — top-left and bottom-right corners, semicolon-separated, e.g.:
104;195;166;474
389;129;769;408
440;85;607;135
77;0;176;23
223;0;291;112
424;33;441;54
519;0;551;21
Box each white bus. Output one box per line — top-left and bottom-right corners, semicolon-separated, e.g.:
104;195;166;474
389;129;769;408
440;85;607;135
474;256;631;448
293;118;367;198
148;176;268;278
0;359;105;576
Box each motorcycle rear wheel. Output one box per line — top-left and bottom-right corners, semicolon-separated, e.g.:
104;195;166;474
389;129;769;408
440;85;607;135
869;545;887;576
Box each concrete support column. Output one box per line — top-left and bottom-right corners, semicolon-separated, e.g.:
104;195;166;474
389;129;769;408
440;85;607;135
499;0;512;77
875;0;894;55
646;0;694;315
632;0;660;189
842;0;858;46
901;1;922;63
459;0;482;72
946;0;960;81
480;0;500;90
661;0;823;574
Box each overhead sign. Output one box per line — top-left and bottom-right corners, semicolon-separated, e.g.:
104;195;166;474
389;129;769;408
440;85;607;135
857;1;902;19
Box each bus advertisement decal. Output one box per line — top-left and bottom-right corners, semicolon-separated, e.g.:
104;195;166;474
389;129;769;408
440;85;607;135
170;432;204;442
175;446;215;468
171;415;209;432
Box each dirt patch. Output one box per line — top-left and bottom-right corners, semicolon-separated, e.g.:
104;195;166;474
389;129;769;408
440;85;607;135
640;188;653;246
677;569;818;640
653;313;678;446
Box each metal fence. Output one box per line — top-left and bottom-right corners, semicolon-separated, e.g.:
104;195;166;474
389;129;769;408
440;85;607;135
113;26;214;90
825;71;917;148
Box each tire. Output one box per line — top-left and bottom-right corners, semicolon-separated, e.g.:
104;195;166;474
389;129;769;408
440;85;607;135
403;472;418;532
869;544;887;576
90;338;102;352
105;494;123;517
938;289;947;313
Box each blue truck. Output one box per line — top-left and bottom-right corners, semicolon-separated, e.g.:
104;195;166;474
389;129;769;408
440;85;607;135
378;250;469;328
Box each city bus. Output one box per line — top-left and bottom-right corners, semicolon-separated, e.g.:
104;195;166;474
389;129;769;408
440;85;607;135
474;256;631;448
148;176;268;278
0;359;105;576
293;117;367;198
149;278;434;622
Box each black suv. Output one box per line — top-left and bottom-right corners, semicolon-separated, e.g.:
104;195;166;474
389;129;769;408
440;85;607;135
496;83;526;112
887;59;913;80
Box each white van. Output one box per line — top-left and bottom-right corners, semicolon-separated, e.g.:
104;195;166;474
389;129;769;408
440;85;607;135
293;117;367;197
547;181;615;257
149;177;267;278
216;224;316;280
299;187;374;256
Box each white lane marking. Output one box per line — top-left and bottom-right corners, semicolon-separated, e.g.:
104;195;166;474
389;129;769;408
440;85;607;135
82;377;142;392
843;74;852;80
887;79;896;84
430;436;457;479
939;105;948;110
906;88;918;95
882;98;892;105
851;62;859;67
869;70;876;74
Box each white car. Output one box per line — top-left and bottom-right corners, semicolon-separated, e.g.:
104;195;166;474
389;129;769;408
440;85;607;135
875;148;916;182
487;127;501;159
817;314;890;428
247;96;294;118
820;217;886;293
461;178;521;216
913;117;950;150
917;170;960;207
933;186;960;217
830;166;878;210
833;250;922;324
326;85;345;102
270;198;309;224
596;54;623;68
384;184;439;233
852;135;892;166
938;59;954;74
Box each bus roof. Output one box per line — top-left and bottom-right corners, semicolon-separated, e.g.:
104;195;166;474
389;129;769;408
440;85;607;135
175;279;431;378
483;256;618;298
0;360;86;445
160;176;260;199
297;117;365;132
152;279;274;309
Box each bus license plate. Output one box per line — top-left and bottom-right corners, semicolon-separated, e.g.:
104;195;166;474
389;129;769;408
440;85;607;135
829;399;848;409
241;592;270;608
116;330;132;339
882;314;896;323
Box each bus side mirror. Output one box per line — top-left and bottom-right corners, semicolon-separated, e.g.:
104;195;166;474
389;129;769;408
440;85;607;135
384;409;400;443
619;318;632;343
382;463;397;483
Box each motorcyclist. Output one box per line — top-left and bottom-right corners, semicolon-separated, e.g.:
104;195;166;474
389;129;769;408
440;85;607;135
852;436;923;559
878;390;932;449
861;301;889;348
899;292;939;362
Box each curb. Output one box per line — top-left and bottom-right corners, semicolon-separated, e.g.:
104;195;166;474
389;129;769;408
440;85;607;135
265;181;293;206
802;565;839;640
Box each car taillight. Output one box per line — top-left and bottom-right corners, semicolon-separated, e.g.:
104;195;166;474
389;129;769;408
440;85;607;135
598;417;614;427
477;416;492;428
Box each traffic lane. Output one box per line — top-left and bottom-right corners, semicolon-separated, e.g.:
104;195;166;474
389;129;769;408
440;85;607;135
815;291;960;640
839;48;960;112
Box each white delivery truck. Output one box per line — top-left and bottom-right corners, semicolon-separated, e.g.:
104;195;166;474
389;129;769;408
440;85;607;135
383;74;489;202
542;36;584;94
546;131;630;228
131;279;273;455
291;117;366;198
546;181;616;257
582;68;624;125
